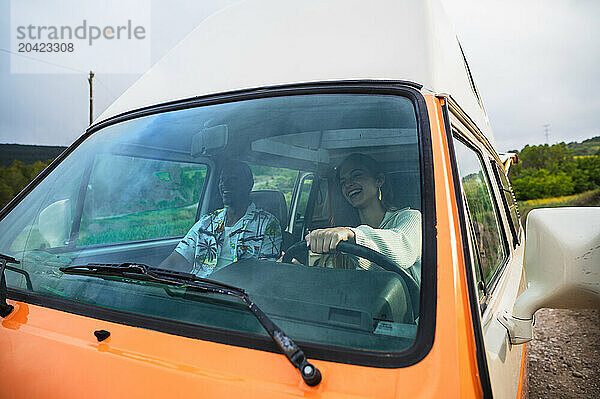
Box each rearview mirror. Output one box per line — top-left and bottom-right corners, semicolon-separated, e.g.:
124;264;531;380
499;207;600;344
191;124;228;156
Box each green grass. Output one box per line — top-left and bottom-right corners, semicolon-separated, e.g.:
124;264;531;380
78;205;198;245
10;205;199;250
518;189;600;223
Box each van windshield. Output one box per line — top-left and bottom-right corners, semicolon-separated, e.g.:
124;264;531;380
0;93;424;354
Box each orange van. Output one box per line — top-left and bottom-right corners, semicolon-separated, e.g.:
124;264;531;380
1;1;598;398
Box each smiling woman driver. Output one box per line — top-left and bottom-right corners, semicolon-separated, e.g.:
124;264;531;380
306;153;422;282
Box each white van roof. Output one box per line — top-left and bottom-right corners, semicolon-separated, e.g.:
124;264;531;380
98;0;494;146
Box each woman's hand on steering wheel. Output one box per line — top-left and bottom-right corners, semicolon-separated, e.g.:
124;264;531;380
282;227;357;264
305;227;356;253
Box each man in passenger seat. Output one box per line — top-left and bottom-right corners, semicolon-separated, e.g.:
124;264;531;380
160;160;282;277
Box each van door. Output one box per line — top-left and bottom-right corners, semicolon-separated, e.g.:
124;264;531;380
451;130;527;398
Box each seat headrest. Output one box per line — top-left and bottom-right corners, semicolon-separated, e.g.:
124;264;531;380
385;171;421;211
250;190;288;230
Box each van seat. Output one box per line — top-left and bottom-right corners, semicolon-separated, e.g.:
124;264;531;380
250;190;292;250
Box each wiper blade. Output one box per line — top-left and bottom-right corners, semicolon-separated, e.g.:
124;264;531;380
60;262;322;386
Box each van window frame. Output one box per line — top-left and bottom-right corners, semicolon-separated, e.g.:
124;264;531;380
462;193;488;299
450;129;510;299
288;171;312;233
3;81;437;369
442;100;493;398
489;160;521;247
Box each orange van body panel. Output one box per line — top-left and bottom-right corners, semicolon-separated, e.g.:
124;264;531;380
0;95;484;398
517;344;529;399
426;96;483;398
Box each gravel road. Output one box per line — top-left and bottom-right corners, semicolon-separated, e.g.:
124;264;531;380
528;309;599;398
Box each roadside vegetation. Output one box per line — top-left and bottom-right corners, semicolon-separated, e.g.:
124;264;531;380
518;188;600;223
506;136;600;222
0;144;65;167
509;140;600;201
0;160;49;209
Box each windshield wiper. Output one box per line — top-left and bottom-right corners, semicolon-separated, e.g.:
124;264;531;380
60;262;322;386
1;252;33;317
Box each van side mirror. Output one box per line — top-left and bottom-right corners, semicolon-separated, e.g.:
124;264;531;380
38;199;71;247
498;207;600;344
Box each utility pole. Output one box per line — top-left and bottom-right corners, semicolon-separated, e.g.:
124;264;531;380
88;70;95;125
543;124;551;144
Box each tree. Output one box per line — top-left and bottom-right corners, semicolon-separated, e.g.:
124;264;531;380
508;142;600;200
0;180;14;209
0;159;50;209
511;169;574;200
576;156;600;188
510;143;574;178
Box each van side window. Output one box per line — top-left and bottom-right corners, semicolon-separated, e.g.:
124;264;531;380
453;138;506;286
466;214;486;299
249;164;298;211
491;161;521;245
288;173;314;241
78;154;207;246
295;175;314;223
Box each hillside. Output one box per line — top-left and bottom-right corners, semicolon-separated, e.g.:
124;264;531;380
508;139;600;200
566;136;600;156
0;144;67;167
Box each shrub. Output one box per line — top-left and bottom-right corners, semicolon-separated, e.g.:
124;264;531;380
512;169;574;200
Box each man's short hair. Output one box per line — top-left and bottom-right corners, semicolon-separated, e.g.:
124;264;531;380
220;160;254;190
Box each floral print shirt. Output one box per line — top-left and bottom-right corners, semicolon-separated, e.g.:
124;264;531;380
174;203;282;277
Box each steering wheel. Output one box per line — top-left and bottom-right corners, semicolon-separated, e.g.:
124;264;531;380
282;240;309;265
282;240;420;318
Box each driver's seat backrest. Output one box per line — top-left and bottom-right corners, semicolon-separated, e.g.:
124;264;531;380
385;170;421;211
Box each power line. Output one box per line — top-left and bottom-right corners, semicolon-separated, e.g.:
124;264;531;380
0;47;86;74
1;48;124;126
94;76;118;98
1;48;123;100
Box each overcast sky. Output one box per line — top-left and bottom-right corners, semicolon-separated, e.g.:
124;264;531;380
0;0;598;152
